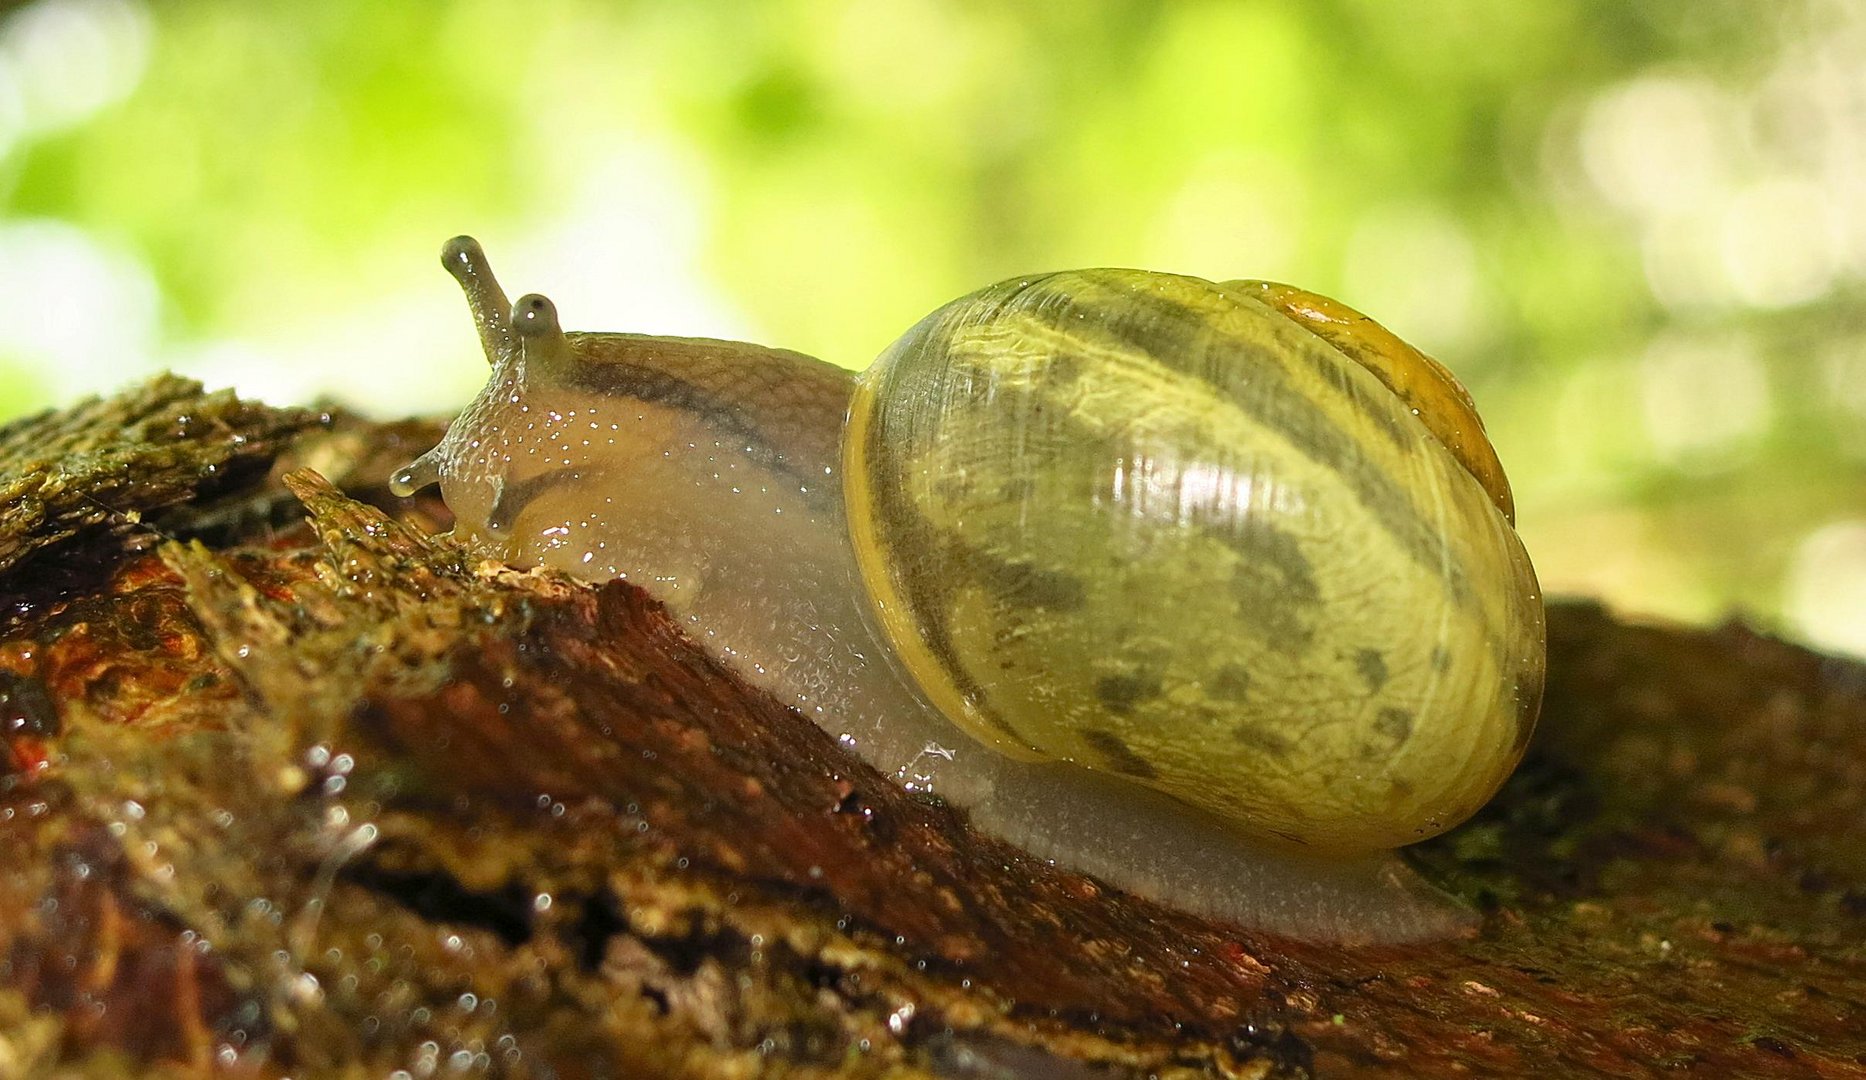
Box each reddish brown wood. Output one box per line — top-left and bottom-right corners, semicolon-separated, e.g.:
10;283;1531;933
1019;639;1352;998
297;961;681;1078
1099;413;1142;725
0;379;1860;1077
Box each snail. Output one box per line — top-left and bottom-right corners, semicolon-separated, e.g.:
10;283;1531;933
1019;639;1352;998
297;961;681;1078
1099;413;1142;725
393;237;1546;943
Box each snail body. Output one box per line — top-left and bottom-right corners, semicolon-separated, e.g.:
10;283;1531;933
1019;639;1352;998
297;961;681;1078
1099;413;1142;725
395;238;1545;943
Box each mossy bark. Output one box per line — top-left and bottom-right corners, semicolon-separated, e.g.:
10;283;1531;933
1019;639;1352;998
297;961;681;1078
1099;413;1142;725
0;377;1860;1078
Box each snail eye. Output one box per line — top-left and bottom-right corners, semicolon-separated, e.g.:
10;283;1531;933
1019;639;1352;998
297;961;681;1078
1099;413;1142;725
441;234;489;277
512;293;561;338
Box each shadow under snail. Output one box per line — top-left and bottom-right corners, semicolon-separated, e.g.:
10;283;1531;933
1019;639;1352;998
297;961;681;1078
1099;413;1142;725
393;236;1546;944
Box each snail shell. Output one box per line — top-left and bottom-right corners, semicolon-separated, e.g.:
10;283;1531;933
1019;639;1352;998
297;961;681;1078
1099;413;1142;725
393;238;1545;942
845;270;1544;853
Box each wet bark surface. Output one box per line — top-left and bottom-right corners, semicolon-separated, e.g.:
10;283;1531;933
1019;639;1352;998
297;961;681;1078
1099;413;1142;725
0;377;1861;1078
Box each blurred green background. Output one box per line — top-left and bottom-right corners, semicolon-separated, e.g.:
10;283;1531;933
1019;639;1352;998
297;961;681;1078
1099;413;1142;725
0;0;1862;654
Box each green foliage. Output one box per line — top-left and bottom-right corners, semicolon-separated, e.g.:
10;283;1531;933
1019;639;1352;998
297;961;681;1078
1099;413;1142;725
0;0;1861;645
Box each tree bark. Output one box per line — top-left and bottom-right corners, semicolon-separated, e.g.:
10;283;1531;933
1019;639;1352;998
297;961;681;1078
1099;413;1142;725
0;377;1860;1078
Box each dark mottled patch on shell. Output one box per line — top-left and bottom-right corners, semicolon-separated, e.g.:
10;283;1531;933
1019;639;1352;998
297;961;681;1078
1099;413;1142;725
1232;722;1294;760
1354;648;1389;693
1208;663;1252;702
1223;518;1318;600
1094;672;1163;716
1081;729;1158;779
1431;646;1453;673
1228;519;1319;651
1375;707;1414;744
1039;347;1086;387
974;554;1088;612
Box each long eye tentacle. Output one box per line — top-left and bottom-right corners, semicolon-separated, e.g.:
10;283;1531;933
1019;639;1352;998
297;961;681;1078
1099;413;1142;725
442;235;516;366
